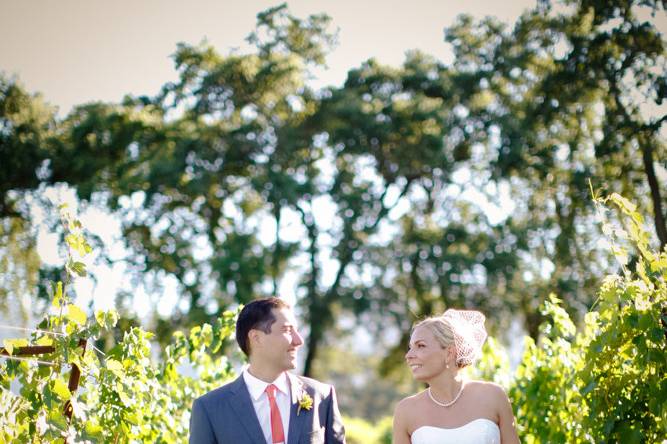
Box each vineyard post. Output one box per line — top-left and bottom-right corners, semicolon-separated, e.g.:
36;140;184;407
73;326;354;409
0;338;87;428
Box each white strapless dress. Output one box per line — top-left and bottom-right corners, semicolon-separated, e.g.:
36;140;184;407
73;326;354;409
411;418;500;444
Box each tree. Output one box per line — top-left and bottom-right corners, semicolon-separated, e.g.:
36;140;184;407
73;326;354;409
42;5;341;356
2;1;664;378
0;75;57;218
0;76;58;320
311;52;531;374
411;0;667;334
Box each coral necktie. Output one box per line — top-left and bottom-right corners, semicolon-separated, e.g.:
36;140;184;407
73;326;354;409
265;384;285;444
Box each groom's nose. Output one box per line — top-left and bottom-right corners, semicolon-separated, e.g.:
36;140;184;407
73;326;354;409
291;330;304;347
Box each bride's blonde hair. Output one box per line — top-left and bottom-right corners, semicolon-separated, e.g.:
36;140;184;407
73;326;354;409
414;309;487;368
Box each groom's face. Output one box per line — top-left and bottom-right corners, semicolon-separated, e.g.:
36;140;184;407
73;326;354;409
253;307;304;371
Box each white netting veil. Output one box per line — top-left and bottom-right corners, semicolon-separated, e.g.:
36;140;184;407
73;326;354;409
442;309;487;366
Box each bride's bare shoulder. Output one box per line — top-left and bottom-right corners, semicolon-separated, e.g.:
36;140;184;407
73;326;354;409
394;391;427;441
466;380;510;405
395;390;427;413
466;380;508;396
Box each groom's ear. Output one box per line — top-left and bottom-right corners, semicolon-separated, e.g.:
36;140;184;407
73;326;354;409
248;328;262;351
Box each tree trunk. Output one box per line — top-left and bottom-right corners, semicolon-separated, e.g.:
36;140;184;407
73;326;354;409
303;311;324;377
640;140;667;250
302;255;348;377
297;202;323;377
272;203;281;297
301;179;413;376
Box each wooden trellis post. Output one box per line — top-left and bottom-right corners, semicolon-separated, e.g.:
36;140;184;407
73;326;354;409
0;338;87;437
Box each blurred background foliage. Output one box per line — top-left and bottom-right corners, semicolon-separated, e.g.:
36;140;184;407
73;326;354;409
1;0;665;424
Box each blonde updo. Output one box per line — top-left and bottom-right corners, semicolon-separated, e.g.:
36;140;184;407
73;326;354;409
414;309;487;368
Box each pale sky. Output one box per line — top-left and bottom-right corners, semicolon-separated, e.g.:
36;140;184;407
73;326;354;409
1;0;535;115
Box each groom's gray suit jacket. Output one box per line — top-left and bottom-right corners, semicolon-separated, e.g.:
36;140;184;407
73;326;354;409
189;372;346;444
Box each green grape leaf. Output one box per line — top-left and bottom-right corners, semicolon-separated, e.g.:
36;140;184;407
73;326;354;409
3;339;28;355
52;281;64;309
201;324;213;347
95;309;119;328
52;378;71;401
66;305;88;326
106;359;124;378
116;381;131;406
70;261;87;277
65;234;92;257
35;336;53;347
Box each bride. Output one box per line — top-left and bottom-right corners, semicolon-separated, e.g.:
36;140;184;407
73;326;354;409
393;310;520;444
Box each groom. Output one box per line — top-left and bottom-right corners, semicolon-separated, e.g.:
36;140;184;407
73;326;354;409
189;297;346;443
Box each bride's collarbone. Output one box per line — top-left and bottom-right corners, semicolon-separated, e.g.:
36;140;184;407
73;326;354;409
410;396;497;432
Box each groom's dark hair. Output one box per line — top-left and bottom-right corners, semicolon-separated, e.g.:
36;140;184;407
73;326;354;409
236;297;290;356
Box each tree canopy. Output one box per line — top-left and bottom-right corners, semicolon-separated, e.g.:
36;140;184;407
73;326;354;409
1;0;665;376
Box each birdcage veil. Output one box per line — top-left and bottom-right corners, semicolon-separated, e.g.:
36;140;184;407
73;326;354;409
442;309;487;366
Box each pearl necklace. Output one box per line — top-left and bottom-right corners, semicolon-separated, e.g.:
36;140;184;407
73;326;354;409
428;383;465;407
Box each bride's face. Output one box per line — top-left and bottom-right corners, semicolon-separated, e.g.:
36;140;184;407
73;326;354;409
405;325;453;381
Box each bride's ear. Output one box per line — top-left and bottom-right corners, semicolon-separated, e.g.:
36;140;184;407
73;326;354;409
447;345;457;368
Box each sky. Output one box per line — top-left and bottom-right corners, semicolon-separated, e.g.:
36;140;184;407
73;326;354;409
1;0;535;115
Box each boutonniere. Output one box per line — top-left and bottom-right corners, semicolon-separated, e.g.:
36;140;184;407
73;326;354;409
297;391;313;416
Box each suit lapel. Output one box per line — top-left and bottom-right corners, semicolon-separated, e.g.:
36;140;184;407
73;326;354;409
228;376;267;444
287;373;309;444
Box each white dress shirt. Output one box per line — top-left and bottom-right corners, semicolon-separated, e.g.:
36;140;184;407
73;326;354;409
243;368;292;444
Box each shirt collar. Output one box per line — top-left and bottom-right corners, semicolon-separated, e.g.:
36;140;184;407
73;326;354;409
243;367;290;401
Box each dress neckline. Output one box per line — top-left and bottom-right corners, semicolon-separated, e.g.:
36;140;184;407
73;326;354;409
412;418;499;434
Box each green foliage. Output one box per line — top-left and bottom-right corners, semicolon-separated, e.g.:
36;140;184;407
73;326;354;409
463;336;512;389
343;416;392;444
510;296;587;442
0;75;57;217
510;193;667;443
344;192;666;442
0;216;40;321
0;310;237;442
0;204;238;443
3;0;665;379
1;7;666;440
311;341;419;421
436;0;667;339
1;192;665;442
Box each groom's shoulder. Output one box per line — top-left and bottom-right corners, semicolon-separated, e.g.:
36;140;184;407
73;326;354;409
195;376;240;405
